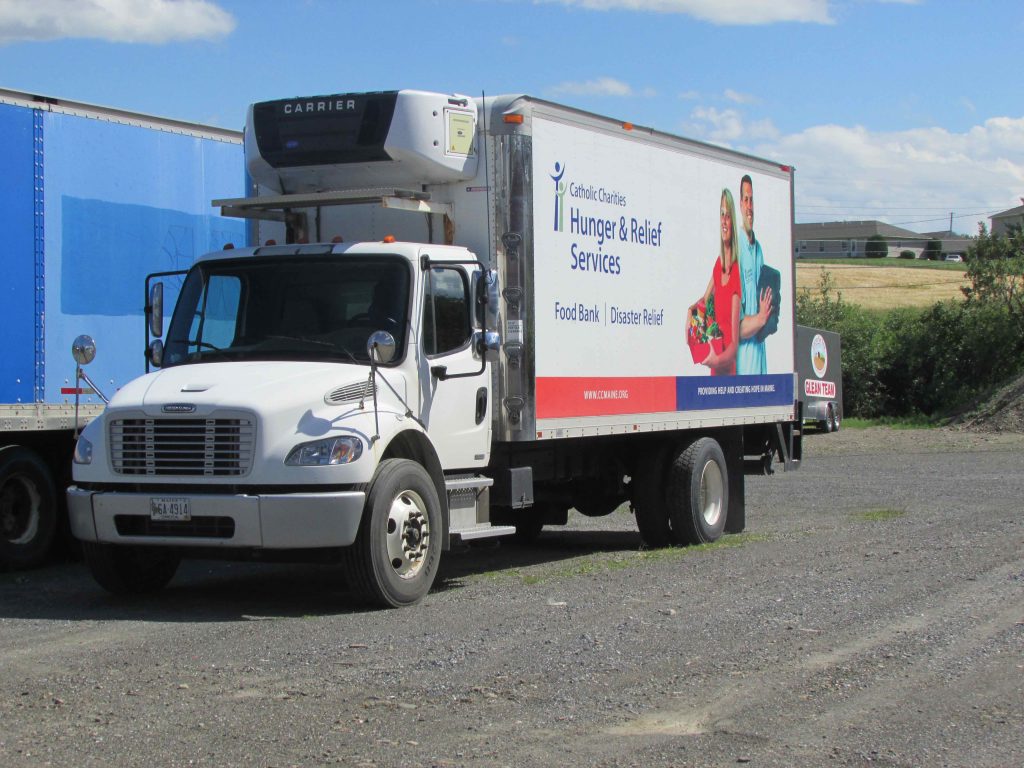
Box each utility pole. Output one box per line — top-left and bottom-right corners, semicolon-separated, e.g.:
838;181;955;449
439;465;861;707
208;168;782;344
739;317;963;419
950;211;954;232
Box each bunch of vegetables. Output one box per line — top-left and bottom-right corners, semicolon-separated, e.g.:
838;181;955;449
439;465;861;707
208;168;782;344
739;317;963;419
689;294;723;343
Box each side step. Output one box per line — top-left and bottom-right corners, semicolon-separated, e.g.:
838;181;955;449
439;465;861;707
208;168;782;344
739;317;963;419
445;475;516;543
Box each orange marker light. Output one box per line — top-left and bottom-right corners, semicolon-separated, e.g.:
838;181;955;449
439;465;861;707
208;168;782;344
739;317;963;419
265;239;277;246
383;235;396;243
504;113;524;124
223;243;235;250
331;235;344;243
622;122;634;131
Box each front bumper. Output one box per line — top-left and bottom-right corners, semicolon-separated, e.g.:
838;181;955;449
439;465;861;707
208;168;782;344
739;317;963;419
67;486;366;549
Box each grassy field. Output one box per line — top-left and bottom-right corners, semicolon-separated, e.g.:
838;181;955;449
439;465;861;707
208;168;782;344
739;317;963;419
795;258;968;310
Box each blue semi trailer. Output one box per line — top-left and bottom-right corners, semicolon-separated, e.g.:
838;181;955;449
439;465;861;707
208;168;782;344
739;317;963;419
0;87;246;568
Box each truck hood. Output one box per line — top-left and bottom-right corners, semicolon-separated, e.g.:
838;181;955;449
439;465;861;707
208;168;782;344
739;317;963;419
108;361;404;416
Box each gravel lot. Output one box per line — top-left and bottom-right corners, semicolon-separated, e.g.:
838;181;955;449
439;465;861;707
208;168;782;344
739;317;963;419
1;427;1022;768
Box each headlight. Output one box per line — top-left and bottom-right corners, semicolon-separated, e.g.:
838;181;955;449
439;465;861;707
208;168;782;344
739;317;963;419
73;436;94;465
285;436;363;466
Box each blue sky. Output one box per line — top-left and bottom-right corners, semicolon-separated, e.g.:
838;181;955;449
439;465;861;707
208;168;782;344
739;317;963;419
1;0;1022;234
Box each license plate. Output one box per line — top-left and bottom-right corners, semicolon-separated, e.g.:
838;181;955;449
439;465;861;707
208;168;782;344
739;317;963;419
150;497;191;522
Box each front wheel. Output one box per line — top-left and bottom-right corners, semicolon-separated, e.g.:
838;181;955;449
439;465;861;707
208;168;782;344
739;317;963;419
81;542;180;594
342;459;442;608
667;438;728;545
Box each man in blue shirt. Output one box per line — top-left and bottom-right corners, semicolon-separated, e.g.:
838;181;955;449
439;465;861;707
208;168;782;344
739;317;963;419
737;175;774;375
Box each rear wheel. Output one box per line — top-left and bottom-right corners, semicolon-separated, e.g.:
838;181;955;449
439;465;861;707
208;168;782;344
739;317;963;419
667;438;728;545
0;447;57;570
342;459;441;608
824;404;836;433
632;447;673;548
81;542;180;594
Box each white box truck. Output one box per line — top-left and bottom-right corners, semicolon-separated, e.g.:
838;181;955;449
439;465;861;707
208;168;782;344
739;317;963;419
68;90;802;607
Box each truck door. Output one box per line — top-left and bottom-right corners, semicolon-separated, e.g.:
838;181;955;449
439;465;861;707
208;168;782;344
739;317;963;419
418;263;491;468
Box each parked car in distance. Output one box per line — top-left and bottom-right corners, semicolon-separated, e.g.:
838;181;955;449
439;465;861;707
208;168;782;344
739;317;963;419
945;254;964;262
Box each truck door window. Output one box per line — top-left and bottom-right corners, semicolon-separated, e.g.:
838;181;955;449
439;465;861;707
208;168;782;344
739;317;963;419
423;267;470;356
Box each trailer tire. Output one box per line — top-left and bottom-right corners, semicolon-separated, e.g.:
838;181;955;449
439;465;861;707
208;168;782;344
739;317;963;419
825;404;838;433
0;447;58;570
342;459;441;608
667;437;728;545
632;447;673;548
81;542;180;594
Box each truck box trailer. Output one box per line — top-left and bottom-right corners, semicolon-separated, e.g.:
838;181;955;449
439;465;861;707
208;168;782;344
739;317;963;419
0;88;245;568
68;90;802;606
796;324;842;432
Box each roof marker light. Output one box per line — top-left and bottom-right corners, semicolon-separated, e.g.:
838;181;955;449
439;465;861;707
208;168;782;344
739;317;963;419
223;243;235;250
265;239;277;246
383;235;396;243
331;235;344;243
622;122;634;131
504;113;524;124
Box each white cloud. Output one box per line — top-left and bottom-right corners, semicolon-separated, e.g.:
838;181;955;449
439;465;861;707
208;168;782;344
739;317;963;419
685;106;779;144
539;0;833;25
757;118;1024;233
724;89;759;105
681;103;1024;233
549;77;638;97
0;0;236;45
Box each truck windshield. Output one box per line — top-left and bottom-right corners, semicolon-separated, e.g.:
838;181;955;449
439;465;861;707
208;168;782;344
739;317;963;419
162;255;410;367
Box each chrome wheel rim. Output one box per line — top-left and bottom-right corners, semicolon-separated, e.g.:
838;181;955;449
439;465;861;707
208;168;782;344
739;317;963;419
385;490;430;579
698;459;724;528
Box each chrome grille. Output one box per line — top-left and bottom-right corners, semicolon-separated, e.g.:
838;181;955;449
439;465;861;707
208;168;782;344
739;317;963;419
110;416;255;476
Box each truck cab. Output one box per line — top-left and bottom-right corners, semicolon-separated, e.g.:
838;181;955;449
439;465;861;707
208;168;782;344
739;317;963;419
70;237;501;607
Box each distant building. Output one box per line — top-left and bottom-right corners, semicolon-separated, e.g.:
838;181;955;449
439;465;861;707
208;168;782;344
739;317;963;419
990;204;1024;237
794;220;971;259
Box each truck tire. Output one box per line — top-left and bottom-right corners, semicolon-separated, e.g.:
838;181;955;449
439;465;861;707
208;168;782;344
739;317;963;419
667;437;728;545
342;459;441;608
0;446;58;570
632;447;673;548
513;513;545;544
81;542;180;594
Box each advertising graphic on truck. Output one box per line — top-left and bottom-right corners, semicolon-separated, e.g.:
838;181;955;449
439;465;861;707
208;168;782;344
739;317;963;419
67;90;803;607
531;117;794;420
796;324;843;432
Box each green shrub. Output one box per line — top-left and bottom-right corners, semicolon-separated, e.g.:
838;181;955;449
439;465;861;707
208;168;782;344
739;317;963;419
796;263;1024;419
899;250;915;259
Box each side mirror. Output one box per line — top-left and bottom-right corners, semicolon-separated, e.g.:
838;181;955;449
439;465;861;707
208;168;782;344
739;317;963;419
478;330;501;363
367;330;396;365
473;268;500;329
149;282;164;338
71;335;97;366
148;339;164;368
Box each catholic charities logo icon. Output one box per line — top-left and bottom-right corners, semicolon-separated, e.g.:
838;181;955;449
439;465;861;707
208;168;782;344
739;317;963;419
551;161;567;232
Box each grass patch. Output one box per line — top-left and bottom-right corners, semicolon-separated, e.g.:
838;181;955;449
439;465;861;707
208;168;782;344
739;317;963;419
519;533;771;586
840;416;937;429
855;508;906;522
